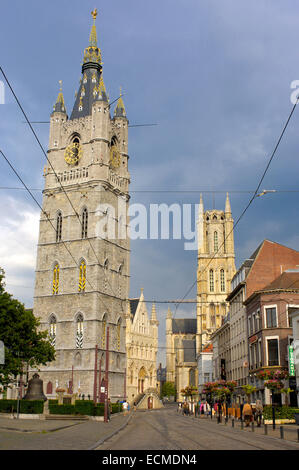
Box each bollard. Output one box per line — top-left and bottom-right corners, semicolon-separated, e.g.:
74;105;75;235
232;418;235;428
241;419;244;430
251;421;254;432
297;429;299;443
280;426;284;440
264;424;268;435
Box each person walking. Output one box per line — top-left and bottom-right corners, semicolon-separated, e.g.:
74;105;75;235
122;400;128;415
243;401;253;427
255;400;263;427
107;398;111;422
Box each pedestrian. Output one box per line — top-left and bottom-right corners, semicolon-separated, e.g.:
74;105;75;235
200;402;204;415
255;400;263;427
177;402;181;413
243;401;253;427
107;398;111;421
122;400;128;415
240;401;244;421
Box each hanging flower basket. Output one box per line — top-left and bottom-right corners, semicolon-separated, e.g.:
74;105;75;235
264;379;284;391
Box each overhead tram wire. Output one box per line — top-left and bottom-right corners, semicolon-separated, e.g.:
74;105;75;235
172;95;299;318
0;67;125;314
1;186;299;194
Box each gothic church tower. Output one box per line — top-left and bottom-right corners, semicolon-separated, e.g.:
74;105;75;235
32;10;130;398
196;194;236;351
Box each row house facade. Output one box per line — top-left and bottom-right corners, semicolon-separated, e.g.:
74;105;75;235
244;270;299;406
210;240;299;405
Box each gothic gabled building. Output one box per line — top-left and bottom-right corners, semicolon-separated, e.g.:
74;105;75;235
125;289;159;403
32;10;130;399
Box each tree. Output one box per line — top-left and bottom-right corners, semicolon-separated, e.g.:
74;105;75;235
241;385;257;402
161;381;176;398
0;268;55;387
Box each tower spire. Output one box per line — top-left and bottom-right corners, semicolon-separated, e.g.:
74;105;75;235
53;80;66;114
114;87;126;118
82;9;102;72
70;11;103;120
225;192;232;215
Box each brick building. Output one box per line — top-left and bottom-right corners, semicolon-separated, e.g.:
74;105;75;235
244;270;299;406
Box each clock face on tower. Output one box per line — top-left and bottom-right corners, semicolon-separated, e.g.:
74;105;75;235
64;141;83;165
109;145;121;169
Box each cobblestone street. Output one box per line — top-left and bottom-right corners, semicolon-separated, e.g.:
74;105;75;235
1;405;299;451
97;406;299;451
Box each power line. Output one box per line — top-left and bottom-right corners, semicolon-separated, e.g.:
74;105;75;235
172;96;299;318
0;148;115;317
0;66;125;315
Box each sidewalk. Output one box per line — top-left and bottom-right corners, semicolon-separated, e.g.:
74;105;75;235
0;411;134;450
188;413;299;444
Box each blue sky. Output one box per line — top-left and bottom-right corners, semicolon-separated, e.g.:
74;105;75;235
1;0;299;365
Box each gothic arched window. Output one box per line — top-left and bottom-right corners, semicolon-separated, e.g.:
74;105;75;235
53;264;59;295
116;318;121;351
220;269;225;292
56;211;62;242
209;269;214;292
76;314;84;349
49;315;57;346
103;259;109;292
101;314;107;349
78;260;86;293
81;208;88;239
210;303;216;328
214;231;218;252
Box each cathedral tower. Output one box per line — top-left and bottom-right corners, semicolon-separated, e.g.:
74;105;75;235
196;193;236;351
32;10;130;398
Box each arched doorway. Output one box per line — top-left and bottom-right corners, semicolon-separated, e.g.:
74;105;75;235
138;367;147;394
148;396;153;409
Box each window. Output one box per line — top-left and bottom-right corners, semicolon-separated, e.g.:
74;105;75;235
220;269;225;292
82;208;88;239
210;304;216;328
78;260;86;292
56;212;62;242
101;314;107;349
214;231;218;252
266;307;277;328
248;316;252;335
116;318;121;351
267;338;279;366
53;264;59;295
209;269;214;292
49;315;57;346
76;314;84;349
103;259;108;292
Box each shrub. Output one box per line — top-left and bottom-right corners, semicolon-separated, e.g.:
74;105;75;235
74;400;95;416
263;406;299;420
49;404;76;415
0;399;44;414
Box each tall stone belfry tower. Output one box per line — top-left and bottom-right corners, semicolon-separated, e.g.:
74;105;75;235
32;10;130;398
196;193;236;351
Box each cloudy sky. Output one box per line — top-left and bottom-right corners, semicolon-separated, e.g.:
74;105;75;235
1;0;299;365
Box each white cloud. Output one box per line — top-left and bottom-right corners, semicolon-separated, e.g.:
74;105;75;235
0;196;39;305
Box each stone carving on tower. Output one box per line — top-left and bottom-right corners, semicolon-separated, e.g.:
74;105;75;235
32;10;131;399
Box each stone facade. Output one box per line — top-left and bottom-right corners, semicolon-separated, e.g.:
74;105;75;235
166;194;236;400
30;13;130;401
196;194;236;351
126;290;159;404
